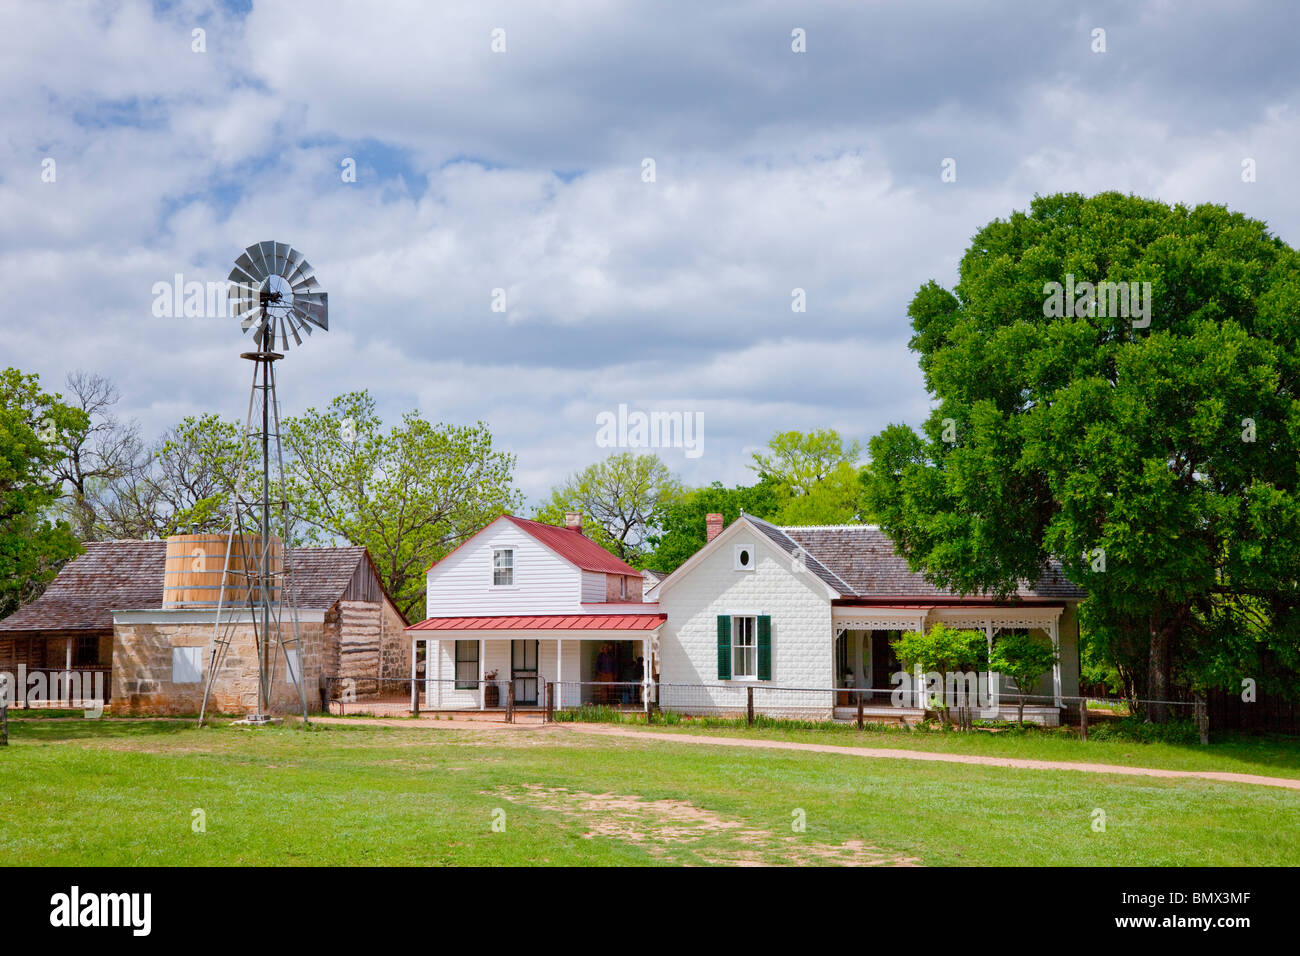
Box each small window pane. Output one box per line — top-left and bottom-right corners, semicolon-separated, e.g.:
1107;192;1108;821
284;649;301;684
455;640;479;689
172;647;202;684
493;549;514;586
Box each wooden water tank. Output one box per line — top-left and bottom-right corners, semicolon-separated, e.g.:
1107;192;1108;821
162;533;283;608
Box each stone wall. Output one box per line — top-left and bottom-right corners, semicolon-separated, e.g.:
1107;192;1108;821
378;596;410;680
109;614;325;716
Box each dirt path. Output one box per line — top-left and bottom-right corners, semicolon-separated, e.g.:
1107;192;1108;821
312;716;1300;791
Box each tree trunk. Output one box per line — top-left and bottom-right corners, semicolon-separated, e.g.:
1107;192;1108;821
1147;610;1181;724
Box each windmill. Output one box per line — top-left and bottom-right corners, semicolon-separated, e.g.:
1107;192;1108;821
198;241;328;727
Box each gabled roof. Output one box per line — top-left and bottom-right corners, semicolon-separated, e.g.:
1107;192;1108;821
655;514;1085;603
429;514;641;577
503;516;642;575
744;515;855;595
779;524;1086;601
0;541;401;634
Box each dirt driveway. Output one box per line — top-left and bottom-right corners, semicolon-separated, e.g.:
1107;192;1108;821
312;716;1300;791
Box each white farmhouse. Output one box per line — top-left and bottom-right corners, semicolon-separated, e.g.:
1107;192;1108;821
408;513;662;710
653;512;1084;724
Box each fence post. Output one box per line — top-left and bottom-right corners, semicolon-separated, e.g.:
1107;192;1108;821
1;701;7;746
546;681;554;723
746;685;754;727
409;676;418;717
506;681;514;724
856;689;864;729
1079;698;1088;741
1195;695;1209;745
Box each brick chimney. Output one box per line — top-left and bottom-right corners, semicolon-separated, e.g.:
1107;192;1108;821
564;511;583;535
705;513;724;542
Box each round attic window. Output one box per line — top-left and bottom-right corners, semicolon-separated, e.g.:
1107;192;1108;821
734;545;754;570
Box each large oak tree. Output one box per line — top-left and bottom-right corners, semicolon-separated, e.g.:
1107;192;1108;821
865;193;1300;719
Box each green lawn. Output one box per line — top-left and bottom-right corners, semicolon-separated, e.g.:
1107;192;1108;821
595;716;1300;779
1;718;1297;866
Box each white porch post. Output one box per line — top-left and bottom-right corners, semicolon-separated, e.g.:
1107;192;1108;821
984;621;995;701
556;638;563;708
642;636;651;716
1050;618;1063;708
65;638;73;705
479;638;486;710
409;635;417;713
424;639;433;704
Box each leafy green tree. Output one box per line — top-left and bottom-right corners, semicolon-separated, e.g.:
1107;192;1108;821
284;391;522;620
866;192;1300;720
535;452;683;565
645;478;782;572
0;368;86;616
751;428;867;525
989;630;1058;724
890;623;984;725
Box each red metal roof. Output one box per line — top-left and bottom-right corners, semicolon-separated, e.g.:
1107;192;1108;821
502;516;642;575
408;612;665;632
426;514;643;576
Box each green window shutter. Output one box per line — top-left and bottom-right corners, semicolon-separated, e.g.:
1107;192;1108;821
716;615;731;680
757;615;772;680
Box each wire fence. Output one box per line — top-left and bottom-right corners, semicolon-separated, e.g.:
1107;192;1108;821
320;675;1211;741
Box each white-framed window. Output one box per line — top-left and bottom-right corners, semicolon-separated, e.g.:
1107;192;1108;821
172;646;202;684
455;641;479;689
619;574;628;600
492;548;514;586
731;615;757;679
734;543;755;571
283;649;302;685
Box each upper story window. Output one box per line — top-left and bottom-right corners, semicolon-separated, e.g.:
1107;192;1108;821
492;548;514;586
619;575;628;600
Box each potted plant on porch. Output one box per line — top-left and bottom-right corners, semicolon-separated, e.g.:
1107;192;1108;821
484;669;500;708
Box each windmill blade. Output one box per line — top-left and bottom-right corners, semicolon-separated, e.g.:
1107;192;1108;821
285;314;303;347
296;297;328;330
279;316;292;351
284;256;314;286
292;275;321;294
247;243;271;279
257;241;279;277
273;242;292;277
228;263;260;287
290;305;316;334
281;245;303;278
232;251;264;282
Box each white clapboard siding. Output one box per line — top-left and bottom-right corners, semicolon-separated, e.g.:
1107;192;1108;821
426;517;588;615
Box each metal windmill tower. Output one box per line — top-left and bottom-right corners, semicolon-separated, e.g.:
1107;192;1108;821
198;241;328;727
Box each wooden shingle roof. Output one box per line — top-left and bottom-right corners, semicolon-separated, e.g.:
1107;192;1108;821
0;541;397;634
775;523;1086;601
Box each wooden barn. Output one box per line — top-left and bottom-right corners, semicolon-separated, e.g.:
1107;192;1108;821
0;539;409;715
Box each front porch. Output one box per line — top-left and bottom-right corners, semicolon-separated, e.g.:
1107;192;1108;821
406;613;664;714
831;604;1067;725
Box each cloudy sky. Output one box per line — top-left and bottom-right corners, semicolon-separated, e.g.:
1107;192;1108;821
3;0;1298;503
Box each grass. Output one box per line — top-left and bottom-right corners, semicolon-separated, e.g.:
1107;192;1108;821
552;709;1300;780
1;717;1297;866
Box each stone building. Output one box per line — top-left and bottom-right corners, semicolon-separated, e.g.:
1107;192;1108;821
0;540;409;715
